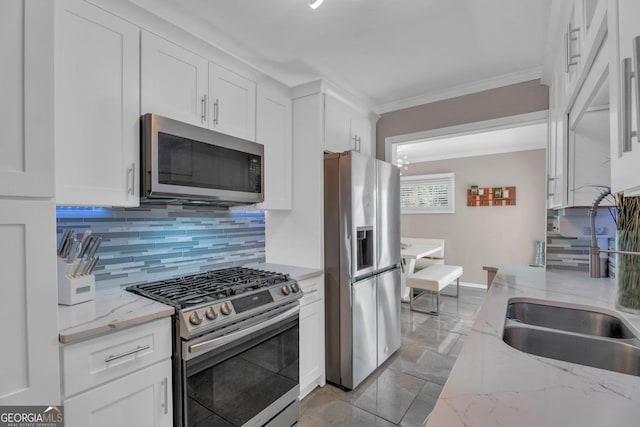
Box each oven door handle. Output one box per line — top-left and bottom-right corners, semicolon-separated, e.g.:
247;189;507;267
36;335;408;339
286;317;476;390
188;305;299;355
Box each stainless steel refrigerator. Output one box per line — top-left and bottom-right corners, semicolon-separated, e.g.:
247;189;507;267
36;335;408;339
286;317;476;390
324;150;401;390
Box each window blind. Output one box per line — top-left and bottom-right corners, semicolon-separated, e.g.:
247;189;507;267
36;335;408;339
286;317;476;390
400;173;455;213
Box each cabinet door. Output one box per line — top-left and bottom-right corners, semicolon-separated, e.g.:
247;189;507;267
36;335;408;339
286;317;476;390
255;84;292;210
565;2;583;96
0;200;59;405
0;0;54;197
351;112;373;157
324;93;354;153
299;297;324;398
567;42;610;206
56;0;140;206
209;63;257;141
141;31;208;127
609;0;640;194
64;360;172;427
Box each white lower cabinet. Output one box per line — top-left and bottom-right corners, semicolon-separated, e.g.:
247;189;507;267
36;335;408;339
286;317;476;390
298;275;325;398
64;359;172;427
61;318;172;427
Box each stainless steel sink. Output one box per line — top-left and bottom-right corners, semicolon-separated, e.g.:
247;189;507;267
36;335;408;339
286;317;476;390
503;325;640;377
507;298;636;339
503;298;640;377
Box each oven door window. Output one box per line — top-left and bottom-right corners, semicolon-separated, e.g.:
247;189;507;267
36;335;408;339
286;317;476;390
158;132;262;194
185;317;299;426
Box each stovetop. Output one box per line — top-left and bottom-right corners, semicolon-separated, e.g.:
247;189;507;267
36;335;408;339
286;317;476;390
126;267;292;310
126;267;302;339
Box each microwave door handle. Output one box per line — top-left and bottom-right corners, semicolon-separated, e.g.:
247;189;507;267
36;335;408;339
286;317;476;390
188;305;299;354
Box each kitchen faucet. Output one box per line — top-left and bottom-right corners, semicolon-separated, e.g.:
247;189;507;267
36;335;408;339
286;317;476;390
589;187;640;277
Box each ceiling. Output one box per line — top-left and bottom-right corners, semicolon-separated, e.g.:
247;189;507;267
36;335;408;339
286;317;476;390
395;122;548;165
130;0;553;113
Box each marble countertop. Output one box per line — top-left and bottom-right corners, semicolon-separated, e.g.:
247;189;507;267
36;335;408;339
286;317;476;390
58;263;321;345
427;266;640;427
246;262;323;281
58;286;174;345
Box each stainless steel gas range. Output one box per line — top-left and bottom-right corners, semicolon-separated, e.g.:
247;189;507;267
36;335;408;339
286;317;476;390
127;267;303;427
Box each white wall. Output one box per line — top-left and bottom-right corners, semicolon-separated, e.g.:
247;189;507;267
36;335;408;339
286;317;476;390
401;149;547;284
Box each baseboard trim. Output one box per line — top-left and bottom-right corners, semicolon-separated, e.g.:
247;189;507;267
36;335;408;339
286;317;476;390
459;281;487;290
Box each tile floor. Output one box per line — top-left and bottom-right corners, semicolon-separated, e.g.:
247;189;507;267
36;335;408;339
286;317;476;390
298;285;487;427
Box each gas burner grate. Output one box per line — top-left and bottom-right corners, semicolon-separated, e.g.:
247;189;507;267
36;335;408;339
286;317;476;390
126;267;290;309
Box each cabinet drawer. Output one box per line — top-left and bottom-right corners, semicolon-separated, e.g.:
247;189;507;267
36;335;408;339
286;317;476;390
298;275;323;306
62;317;171;397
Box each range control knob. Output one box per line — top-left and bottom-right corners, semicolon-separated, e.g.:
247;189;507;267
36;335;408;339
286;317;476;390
189;311;203;326
205;306;217;320
290;283;300;293
220;302;231;316
281;285;291;296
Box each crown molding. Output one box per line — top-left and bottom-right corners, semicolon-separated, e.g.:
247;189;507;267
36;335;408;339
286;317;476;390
374;67;543;115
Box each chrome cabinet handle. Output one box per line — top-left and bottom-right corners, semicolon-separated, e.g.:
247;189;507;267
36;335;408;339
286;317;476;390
633;36;640;147
565;23;580;73
213;98;219;126
201;94;207;123
352;135;360;151
127;163;135;195
622;57;635;152
161;377;168;415
104;344;150;363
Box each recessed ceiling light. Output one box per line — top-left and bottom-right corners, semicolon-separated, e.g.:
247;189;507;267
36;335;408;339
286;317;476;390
309;0;324;9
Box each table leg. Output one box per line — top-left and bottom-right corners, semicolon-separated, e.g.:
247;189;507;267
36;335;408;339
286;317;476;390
401;258;417;302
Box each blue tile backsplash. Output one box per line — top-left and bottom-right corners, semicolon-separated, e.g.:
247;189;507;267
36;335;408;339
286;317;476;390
56;205;265;288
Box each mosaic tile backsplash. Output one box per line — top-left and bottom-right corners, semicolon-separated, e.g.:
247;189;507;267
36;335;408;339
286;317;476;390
56;205;265;288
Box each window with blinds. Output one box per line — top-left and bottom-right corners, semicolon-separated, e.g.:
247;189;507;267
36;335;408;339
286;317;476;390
400;172;455;214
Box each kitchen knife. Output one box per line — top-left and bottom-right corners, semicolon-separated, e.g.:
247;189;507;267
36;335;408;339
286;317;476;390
86;237;102;259
80;236;95;258
66;239;80;263
78;230;92;257
57;229;72;256
87;257;99;275
59;229;74;258
72;259;85;277
79;258;92;276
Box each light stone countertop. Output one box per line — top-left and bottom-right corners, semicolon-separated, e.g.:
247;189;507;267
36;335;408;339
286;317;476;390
58;286;174;345
427;266;640;427
58;263;321;345
247;262;323;281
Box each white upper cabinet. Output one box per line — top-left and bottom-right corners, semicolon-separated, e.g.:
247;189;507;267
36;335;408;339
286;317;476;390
0;0;54;198
567;39;611;206
141;31;208;127
324;93;373;156
141;31;257;141
255;83;292;210
55;0;140;206
608;0;640;194
324;93;353;153
209;63;257;141
548;57;568;209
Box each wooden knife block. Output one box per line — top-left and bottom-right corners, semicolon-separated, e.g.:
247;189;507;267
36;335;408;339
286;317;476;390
57;258;95;305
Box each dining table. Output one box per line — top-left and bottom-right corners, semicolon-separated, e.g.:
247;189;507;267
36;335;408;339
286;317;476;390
400;243;443;301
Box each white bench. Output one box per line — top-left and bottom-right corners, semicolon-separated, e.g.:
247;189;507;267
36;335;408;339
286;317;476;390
406;264;463;315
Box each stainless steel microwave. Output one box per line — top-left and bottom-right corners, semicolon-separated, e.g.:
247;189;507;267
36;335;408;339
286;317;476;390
141;113;264;206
